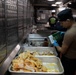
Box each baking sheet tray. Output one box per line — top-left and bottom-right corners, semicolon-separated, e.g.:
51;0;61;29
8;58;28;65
23;47;58;57
9;57;64;75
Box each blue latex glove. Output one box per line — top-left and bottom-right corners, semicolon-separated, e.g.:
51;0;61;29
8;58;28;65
53;40;59;46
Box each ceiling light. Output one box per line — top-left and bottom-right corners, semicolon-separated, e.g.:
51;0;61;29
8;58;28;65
68;2;72;4
48;0;54;1
55;2;62;4
52;4;57;6
58;7;66;11
52;10;56;12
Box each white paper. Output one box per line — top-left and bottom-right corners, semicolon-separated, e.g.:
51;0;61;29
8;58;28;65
48;35;54;44
41;14;45;19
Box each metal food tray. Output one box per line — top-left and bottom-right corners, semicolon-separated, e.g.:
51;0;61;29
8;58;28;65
22;47;58;57
28;38;45;46
28;34;46;39
28;34;48;46
9;57;64;75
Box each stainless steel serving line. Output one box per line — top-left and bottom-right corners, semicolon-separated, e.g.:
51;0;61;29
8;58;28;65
0;33;64;75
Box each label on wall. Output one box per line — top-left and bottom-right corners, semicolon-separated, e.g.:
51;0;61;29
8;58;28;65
41;14;45;19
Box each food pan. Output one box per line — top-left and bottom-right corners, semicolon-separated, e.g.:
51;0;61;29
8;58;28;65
28;38;45;46
28;34;48;46
23;47;58;57
9;57;64;75
28;34;46;39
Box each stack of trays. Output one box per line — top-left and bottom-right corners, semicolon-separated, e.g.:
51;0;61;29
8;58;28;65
9;47;64;75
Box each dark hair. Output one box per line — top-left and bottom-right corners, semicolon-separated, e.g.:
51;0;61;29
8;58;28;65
57;9;74;21
52;12;55;15
44;38;48;41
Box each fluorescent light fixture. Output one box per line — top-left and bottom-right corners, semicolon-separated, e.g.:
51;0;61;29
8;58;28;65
55;2;62;4
58;7;66;11
52;10;56;12
52;4;57;6
73;15;76;17
68;2;72;4
48;0;54;1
